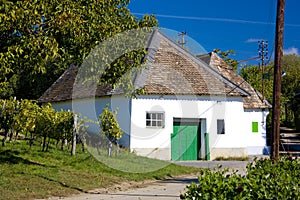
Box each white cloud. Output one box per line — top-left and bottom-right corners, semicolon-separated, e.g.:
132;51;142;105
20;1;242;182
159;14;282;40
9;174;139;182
283;47;299;55
245;38;263;43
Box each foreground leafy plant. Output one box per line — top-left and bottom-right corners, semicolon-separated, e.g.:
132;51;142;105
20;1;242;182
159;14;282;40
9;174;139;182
181;157;300;199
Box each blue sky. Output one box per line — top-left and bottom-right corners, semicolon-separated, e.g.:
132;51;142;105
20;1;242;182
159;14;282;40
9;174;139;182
128;0;300;66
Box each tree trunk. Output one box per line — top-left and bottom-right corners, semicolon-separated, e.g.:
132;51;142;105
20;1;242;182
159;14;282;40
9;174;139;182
96;141;101;155
46;136;51;151
42;134;47;151
2;129;8;147
14;131;19;143
56;139;59;149
9;130;14;141
81;137;85;153
61;139;67;151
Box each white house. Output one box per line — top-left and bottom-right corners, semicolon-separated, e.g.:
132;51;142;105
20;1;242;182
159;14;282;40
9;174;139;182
39;30;271;160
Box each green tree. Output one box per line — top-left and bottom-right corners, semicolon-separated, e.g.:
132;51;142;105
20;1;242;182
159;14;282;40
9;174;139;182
12;99;40;143
0;98;18;146
213;49;239;71
281;54;300;102
240;54;300;127
281;54;300;126
54;110;74;150
35;104;57;151
239;64;273;103
0;0;157;99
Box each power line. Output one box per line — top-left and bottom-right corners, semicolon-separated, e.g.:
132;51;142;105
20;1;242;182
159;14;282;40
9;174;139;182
266;43;275;65
238;56;260;63
132;12;300;27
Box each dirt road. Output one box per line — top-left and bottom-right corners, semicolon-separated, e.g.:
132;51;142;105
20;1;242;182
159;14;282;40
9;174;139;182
43;160;254;200
45;175;198;200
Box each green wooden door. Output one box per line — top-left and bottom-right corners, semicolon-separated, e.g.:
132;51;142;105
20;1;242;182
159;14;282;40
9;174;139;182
171;122;198;161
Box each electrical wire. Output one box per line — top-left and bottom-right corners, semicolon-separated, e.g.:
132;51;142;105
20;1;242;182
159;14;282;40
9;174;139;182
133;12;300;27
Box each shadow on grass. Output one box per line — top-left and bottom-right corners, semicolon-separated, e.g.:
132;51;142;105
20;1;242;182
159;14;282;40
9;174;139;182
0;149;49;167
35;174;89;193
66;154;93;165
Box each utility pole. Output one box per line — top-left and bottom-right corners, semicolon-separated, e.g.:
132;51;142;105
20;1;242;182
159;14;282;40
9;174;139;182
178;31;187;48
258;40;268;102
271;0;285;161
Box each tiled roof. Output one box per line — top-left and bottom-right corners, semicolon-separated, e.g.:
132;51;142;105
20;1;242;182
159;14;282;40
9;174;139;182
38;65;77;103
134;31;248;97
39;30;269;110
38;65;114;103
198;52;271;109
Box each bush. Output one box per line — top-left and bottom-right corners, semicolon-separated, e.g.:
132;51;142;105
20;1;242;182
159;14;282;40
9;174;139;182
0;99;75;149
181;157;300;199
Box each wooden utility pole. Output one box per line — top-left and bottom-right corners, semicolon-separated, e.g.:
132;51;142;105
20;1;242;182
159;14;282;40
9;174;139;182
271;0;285;161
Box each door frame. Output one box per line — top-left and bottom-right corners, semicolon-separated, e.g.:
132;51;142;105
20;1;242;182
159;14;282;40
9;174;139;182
171;118;207;160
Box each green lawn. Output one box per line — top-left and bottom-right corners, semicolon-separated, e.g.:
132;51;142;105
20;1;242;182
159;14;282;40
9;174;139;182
0;141;200;200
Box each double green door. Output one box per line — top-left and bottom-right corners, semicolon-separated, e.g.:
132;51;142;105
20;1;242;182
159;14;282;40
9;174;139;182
171;121;199;161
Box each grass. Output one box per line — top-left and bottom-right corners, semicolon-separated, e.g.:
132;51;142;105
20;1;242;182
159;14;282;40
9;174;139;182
0;140;200;200
87;146;173;173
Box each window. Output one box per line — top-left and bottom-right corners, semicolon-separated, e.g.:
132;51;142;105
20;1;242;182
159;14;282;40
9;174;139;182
217;119;225;134
252;122;258;133
146;112;165;128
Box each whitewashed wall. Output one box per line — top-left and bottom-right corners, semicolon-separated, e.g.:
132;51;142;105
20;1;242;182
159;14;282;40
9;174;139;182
51;95;131;147
51;95;268;160
130;95;248;160
243;109;269;155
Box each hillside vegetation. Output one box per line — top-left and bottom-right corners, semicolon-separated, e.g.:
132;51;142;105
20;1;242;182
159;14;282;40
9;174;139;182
0;141;199;200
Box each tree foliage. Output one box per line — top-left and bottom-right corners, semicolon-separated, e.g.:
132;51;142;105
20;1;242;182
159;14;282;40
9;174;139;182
240;64;274;103
12;99;40;143
281;54;300;101
0;0;157;99
213;49;239;71
240;54;300;126
99;104;123;156
0;98;18;146
99;104;123;142
0;99;80;151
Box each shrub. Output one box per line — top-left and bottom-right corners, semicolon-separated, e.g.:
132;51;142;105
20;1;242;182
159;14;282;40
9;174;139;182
99;104;123;156
181;157;300;199
0;99;75;150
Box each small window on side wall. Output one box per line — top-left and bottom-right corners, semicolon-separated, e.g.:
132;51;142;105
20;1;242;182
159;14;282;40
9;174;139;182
217;119;225;134
252;122;259;133
146;112;165;128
